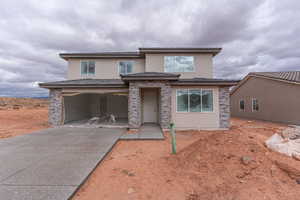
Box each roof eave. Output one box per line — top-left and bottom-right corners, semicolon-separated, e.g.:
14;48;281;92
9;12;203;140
39;84;127;89
121;77;179;81
138;47;222;56
171;82;238;86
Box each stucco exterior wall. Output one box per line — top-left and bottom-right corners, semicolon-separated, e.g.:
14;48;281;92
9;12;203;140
231;76;300;125
66;53;214;80
67;58;145;79
171;86;220;129
145;53;213;78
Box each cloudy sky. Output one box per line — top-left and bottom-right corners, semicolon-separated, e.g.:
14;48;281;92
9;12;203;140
0;0;299;97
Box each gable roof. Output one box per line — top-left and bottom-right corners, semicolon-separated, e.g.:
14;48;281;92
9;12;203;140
59;47;222;60
249;71;300;83
231;71;300;95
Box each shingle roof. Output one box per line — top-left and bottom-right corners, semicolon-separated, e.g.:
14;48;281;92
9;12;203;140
120;72;180;81
172;77;239;86
250;71;300;83
121;72;180;77
39;79;126;88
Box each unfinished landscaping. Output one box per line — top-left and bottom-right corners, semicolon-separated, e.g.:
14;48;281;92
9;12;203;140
73;118;300;200
1;99;299;200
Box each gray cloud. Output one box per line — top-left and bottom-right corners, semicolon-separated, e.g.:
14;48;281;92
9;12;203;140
0;0;299;97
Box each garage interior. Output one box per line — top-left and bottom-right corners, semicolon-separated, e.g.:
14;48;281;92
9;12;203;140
63;92;128;128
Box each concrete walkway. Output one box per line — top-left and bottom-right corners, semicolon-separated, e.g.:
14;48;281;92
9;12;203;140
120;123;164;140
0;127;123;200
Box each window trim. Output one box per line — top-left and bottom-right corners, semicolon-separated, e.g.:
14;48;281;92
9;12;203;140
80;60;96;76
118;60;134;75
175;89;214;113
239;99;245;111
164;56;195;73
252;98;259;112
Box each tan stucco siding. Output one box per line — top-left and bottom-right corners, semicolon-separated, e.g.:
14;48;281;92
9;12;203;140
67;58;145;79
231;77;300;125
171;86;220;129
145;53;213;78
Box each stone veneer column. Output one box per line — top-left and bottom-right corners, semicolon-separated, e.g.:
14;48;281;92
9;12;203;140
219;86;230;129
160;84;172;129
49;89;63;126
128;82;141;129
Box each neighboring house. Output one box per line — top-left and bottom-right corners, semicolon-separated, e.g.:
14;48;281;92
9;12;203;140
230;71;300;125
39;47;238;130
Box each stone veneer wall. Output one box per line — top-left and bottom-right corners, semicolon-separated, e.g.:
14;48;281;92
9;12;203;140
49;89;63;126
128;81;172;129
219;86;230;128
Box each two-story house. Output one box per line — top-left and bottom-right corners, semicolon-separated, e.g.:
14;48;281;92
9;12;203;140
39;47;238;130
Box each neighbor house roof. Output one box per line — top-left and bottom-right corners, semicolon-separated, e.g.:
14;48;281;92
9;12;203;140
39;79;127;88
120;72;180;81
249;71;300;83
231;71;300;95
59;47;222;60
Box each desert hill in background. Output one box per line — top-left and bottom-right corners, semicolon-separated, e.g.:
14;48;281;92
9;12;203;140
0;97;48;110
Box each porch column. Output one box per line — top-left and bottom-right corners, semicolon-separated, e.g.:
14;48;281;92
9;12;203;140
160;84;172;129
128;82;141;129
49;89;63;126
219;86;230;128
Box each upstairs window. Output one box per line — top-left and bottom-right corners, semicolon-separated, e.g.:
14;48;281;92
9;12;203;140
176;89;213;112
81;61;95;75
164;56;194;72
239;100;245;111
252;98;259;111
119;61;133;75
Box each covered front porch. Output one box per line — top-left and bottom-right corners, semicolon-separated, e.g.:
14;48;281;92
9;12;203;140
123;72;179;130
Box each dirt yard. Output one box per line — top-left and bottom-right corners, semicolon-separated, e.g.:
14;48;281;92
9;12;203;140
0;101;299;200
0;97;49;138
73;118;300;200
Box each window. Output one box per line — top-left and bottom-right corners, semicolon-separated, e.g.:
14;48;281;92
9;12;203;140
164;56;194;72
252;98;259;111
239;100;245;111
176;89;213;112
119;61;133;75
81;61;95;75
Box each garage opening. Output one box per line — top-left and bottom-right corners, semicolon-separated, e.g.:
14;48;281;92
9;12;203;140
63;93;128;128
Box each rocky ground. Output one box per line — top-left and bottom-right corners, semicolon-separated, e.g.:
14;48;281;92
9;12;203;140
73;118;300;200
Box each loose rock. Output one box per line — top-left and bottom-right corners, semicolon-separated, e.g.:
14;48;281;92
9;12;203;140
241;156;252;165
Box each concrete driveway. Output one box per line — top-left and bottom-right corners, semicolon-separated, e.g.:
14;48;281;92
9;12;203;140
0;127;124;200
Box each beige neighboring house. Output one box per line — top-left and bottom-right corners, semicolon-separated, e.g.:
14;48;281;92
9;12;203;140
39;47;238;130
231;71;300;125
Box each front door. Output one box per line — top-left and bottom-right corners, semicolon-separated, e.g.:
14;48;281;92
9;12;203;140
142;89;158;123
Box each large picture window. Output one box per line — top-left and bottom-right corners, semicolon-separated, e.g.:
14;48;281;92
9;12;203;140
164;56;194;72
81;61;95;75
176;89;213;112
119;61;133;75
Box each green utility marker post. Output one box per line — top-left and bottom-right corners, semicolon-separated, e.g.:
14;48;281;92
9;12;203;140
170;123;177;154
